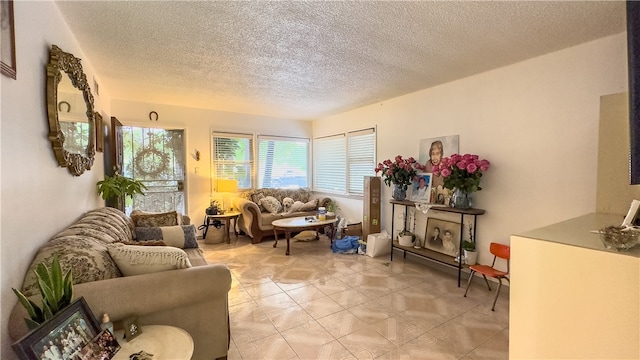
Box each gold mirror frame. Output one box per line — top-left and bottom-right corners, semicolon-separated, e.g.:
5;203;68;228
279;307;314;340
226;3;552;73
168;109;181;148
46;44;96;176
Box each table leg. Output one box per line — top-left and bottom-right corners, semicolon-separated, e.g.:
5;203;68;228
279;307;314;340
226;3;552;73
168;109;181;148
329;223;336;247
233;216;239;239
225;218;231;243
285;231;291;256
202;217;210;239
273;228;279;248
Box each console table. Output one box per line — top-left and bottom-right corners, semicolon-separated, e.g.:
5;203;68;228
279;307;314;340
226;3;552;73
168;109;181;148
389;200;485;286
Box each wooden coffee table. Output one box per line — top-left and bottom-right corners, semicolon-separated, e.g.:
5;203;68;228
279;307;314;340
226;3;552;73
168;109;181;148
272;216;338;255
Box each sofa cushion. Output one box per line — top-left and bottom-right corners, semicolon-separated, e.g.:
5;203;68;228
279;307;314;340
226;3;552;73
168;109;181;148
134;225;198;249
131;211;180;228
107;243;192;276
250;192;268;212
299;198;319;211
259;196;282;215
20;237;123;297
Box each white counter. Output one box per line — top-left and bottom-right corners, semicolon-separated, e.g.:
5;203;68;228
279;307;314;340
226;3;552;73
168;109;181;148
510;213;640;360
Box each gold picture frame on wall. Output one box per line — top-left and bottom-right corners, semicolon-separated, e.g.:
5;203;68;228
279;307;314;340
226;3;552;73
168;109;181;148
1;0;16;79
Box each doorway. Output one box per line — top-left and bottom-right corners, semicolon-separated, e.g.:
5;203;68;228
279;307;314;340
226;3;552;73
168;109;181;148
121;126;186;215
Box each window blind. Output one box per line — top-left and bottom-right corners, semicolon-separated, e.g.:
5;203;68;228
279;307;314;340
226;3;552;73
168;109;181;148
257;135;309;188
313;128;376;195
313;134;346;193
212;132;254;189
347;128;376;195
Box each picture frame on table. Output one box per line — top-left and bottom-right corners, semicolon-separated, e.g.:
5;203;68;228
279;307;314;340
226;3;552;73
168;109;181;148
12;297;101;360
123;316;142;341
77;329;120;360
425;218;461;257
410;173;432;202
1;0;17;79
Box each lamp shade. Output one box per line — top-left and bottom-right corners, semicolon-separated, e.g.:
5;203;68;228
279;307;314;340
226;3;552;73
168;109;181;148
217;179;238;193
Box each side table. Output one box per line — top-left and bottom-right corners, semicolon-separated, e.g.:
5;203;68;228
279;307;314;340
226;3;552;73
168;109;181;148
200;211;240;244
112;325;193;360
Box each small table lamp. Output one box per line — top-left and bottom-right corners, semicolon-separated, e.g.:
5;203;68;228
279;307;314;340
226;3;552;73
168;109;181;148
216;179;239;211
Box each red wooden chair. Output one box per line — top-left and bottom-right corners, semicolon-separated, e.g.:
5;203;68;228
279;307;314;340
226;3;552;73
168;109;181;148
463;242;510;311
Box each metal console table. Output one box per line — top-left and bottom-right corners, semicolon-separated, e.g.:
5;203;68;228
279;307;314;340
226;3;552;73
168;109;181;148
389;199;485;287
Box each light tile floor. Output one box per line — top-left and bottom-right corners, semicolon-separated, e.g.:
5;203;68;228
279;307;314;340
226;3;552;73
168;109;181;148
201;234;509;360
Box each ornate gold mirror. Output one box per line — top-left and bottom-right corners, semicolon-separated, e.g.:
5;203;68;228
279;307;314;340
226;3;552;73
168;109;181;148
46;44;95;176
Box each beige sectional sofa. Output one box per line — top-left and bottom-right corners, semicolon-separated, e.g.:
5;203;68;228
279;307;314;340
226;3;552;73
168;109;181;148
8;207;231;360
233;188;331;243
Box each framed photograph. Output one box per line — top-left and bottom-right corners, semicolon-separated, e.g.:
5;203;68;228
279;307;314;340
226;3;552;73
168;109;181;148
410;173;432;202
418;135;459;191
434;186;452;206
94;112;104;153
12;297;101;360
123;316;142;341
77;330;120;360
1;0;16;79
425;218;461;257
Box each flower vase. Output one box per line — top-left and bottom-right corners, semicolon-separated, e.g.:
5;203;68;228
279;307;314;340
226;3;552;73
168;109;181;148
392;184;407;201
451;188;472;209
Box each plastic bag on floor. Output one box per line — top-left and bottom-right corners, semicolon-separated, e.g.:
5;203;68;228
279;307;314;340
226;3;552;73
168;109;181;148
331;236;360;254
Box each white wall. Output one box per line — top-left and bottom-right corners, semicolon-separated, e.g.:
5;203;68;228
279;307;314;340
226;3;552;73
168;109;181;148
314;33;628;265
0;1;109;358
110;100;312;229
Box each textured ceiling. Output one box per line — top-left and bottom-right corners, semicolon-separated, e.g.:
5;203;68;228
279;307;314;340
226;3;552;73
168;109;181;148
55;1;626;120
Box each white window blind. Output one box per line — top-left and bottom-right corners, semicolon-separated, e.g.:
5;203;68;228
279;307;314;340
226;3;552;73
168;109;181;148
212;133;254;189
314;128;376;195
313;134;346;193
347;129;376;195
258;135;309;188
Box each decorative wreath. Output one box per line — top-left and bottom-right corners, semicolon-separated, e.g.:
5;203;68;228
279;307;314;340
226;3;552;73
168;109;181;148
134;148;170;177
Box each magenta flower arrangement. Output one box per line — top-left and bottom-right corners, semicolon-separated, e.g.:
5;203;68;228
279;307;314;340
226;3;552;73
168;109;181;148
432;153;491;193
374;155;426;190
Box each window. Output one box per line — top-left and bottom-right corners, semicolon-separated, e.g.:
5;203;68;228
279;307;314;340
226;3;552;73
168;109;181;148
314;128;376;195
212;133;254;189
257;135;309;188
347;129;376;194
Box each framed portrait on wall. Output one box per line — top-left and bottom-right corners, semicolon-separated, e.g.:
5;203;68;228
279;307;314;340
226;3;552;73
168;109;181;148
410;173;432;202
424;217;461;257
418;135;459;194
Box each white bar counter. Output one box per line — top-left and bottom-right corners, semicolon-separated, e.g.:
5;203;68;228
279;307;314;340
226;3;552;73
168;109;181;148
510;213;640;360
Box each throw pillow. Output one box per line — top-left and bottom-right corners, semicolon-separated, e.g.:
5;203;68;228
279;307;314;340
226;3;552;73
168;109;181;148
131;211;179;228
293;230;319;241
134;225;198;249
299;198;319;211
251;192;266;211
20;237;122;297
259;196;282;215
107;243;192;276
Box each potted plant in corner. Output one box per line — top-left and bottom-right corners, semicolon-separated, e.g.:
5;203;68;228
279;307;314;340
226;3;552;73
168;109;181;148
97;172;147;210
12;255;73;330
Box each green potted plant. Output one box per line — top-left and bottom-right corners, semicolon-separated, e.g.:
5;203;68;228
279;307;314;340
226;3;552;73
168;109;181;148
12;255;74;329
97;172;147;210
206;200;221;215
461;240;478;265
398;229;416;247
326;199;339;218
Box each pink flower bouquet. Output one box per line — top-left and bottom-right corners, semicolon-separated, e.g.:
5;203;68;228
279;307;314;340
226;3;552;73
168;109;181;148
374;155;426;190
431;153;491;193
